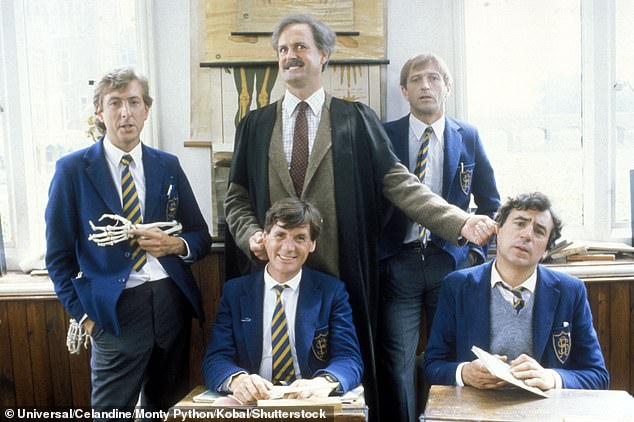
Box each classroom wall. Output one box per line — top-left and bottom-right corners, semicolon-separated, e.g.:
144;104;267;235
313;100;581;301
153;1;463;230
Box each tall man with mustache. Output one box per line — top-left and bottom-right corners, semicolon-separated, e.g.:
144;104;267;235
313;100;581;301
224;14;497;421
424;192;609;392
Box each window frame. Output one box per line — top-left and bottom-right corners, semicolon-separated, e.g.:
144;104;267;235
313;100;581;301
454;0;627;243
0;0;156;270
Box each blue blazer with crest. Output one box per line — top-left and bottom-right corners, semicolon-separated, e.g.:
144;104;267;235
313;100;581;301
423;261;609;389
380;115;500;267
45;139;211;336
202;267;363;393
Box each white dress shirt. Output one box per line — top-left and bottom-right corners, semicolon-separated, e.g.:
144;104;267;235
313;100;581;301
259;266;303;381
281;88;325;167
404;114;445;243
102;138;171;288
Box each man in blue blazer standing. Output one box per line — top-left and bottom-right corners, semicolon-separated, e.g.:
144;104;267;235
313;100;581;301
202;198;362;403
379;53;500;421
424;192;609;391
45;68;212;416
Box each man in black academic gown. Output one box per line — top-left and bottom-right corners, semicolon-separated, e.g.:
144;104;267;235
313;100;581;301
224;14;497;422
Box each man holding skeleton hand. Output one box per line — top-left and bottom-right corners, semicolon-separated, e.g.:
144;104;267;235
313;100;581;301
45;67;211;418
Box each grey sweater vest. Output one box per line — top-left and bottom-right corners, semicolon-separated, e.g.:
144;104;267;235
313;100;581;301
489;287;534;361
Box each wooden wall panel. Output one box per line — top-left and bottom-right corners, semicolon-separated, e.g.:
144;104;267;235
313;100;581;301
7;302;35;405
0;302;16;407
44;300;74;407
609;283;631;390
26;302;55;406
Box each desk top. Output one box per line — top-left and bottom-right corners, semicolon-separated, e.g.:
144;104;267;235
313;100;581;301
423;385;634;422
169;386;367;422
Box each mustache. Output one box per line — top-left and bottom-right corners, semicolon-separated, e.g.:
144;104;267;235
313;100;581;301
283;59;304;69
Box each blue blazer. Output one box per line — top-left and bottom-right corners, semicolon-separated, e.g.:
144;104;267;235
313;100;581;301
202;267;363;393
380;115;500;266
45;139;211;336
423;261;609;390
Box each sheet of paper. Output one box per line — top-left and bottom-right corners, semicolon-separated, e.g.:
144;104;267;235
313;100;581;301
471;345;550;398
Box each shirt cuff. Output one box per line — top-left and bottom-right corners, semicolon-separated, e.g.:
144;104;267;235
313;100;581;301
220;371;248;393
456;362;468;386
548;369;563;389
178;236;193;261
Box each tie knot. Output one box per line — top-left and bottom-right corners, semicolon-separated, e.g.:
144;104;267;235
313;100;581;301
121;154;133;166
423;126;433;141
273;284;287;296
296;101;309;114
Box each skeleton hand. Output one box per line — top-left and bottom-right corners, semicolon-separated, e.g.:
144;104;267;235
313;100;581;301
88;214;182;246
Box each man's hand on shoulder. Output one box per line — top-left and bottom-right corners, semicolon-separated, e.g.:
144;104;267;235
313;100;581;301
229;373;273;403
462;357;507;390
460;215;497;246
509;354;556;391
132;227;186;257
249;230;268;261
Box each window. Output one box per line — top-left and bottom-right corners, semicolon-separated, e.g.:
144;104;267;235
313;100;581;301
463;0;630;242
0;0;153;269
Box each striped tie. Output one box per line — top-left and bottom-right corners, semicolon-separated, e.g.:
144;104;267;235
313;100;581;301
498;282;527;313
271;284;296;385
121;155;146;272
414;127;433;245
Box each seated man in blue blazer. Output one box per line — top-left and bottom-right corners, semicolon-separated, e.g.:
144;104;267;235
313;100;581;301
424;192;609;391
203;198;363;403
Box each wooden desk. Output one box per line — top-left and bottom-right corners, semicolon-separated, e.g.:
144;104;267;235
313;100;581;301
423;385;634;422
168;386;367;421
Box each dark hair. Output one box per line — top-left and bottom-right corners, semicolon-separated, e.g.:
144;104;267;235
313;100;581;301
495;192;563;250
92;67;153;133
400;53;453;89
264;197;323;241
271;14;335;71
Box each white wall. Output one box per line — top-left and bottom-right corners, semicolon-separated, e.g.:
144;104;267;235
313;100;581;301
153;1;461;232
154;0;213;231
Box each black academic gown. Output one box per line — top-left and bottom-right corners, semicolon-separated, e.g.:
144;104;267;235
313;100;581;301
226;97;399;421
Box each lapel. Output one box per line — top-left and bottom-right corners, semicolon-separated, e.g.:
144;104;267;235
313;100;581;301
442;117;462;198
240;273;265;371
303;96;332;192
465;262;493;349
532;266;560;360
392;115;410;165
141;144;167;220
294;269;322;375
83;139;123;215
269;100;296;196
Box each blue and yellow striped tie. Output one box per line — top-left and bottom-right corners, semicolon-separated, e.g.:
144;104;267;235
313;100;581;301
121;155;146;272
414;127;433;245
498;282;527;313
271;284;295;385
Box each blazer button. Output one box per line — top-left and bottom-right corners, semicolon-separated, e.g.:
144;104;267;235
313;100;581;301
124;252;131;258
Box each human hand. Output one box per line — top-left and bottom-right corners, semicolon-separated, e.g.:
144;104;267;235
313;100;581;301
131;227;186;257
284;377;337;399
460;216;497;246
509;354;556;391
83;319;96;335
249;230;268;261
229;373;273;403
462;356;507;389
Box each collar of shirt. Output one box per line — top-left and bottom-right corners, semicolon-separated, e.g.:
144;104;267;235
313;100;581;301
408;113;446;143
283;87;325;119
263;265;303;292
490;259;537;293
103;136;143;169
